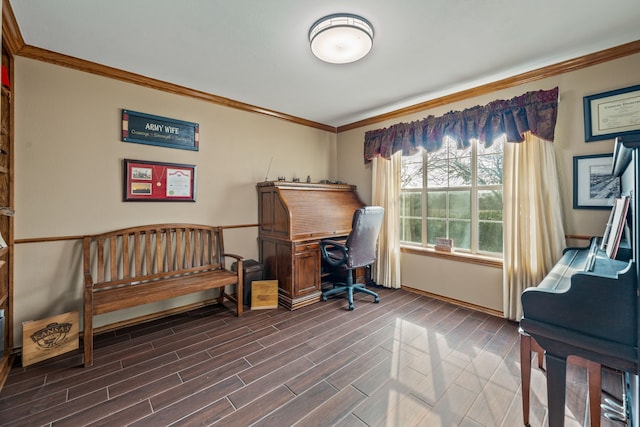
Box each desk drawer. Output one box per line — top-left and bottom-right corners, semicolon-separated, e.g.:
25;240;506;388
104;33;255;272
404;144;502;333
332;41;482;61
295;242;319;253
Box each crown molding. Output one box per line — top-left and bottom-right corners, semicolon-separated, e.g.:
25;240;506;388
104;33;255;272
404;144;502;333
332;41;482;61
337;39;640;133
2;0;24;55
16;45;337;133
2;1;639;136
0;0;336;133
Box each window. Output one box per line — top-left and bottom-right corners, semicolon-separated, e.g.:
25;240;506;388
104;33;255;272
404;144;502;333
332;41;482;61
400;136;504;256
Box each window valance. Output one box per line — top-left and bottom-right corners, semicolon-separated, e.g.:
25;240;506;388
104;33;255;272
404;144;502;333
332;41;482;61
363;87;559;163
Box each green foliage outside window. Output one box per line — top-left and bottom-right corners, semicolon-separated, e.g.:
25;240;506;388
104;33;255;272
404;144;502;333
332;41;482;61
400;192;422;243
400;136;504;256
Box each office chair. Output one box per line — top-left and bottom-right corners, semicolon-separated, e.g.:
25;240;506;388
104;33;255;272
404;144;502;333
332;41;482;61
320;206;384;310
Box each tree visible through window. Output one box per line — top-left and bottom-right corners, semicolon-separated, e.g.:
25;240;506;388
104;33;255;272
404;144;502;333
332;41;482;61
400;136;504;256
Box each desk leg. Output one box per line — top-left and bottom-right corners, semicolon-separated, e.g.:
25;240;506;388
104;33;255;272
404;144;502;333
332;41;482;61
546;353;567;427
520;334;532;426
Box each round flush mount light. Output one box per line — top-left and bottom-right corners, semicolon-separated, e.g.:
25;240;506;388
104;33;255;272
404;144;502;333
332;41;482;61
309;13;374;64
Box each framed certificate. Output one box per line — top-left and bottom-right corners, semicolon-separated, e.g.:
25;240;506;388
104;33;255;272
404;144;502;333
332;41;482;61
124;159;196;202
583;84;640;142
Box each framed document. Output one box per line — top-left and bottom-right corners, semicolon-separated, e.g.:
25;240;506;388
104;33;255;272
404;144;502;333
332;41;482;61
124;159;196;202
583;84;640;142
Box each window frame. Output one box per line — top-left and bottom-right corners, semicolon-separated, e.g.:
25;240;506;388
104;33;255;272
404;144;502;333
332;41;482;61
400;137;503;258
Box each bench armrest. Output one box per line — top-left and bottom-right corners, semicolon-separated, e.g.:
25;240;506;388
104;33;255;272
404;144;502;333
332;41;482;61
223;253;244;262
223;253;244;270
84;273;94;289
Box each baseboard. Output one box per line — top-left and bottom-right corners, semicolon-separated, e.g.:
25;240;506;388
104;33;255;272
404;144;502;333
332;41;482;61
401;285;504;318
10;298;226;363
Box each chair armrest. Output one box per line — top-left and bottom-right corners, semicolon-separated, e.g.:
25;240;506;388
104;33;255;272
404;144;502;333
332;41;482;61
320;240;348;267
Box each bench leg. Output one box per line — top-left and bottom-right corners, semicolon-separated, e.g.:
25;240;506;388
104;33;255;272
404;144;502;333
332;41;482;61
236;272;243;316
83;287;93;367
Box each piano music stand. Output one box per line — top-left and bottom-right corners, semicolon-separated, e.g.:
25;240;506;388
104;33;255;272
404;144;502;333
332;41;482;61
520;332;602;427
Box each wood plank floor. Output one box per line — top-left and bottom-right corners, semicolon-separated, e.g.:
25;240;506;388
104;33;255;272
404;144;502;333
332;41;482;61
0;287;626;426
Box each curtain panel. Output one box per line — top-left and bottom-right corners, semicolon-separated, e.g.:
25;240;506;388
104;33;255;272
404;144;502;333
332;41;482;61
372;153;402;289
363;87;559;162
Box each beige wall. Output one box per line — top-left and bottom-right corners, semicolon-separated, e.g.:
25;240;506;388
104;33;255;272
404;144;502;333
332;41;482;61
336;52;640;312
11;51;640;344
12;57;337;344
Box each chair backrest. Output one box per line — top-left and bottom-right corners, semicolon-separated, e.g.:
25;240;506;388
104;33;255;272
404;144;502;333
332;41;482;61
344;206;384;269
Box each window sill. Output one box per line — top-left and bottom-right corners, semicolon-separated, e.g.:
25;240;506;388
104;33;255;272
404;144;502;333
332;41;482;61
400;245;503;269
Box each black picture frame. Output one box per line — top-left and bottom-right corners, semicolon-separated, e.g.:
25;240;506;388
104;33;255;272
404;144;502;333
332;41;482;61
583;84;640;142
122;110;199;151
123;159;197;202
573;153;619;209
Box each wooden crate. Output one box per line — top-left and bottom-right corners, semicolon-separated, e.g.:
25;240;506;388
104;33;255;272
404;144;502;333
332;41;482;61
251;280;278;310
22;311;79;366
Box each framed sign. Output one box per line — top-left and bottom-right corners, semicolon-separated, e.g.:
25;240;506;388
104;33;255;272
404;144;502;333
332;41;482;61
122;109;199;151
124;159;196;202
573;153;619;209
583;84;640;142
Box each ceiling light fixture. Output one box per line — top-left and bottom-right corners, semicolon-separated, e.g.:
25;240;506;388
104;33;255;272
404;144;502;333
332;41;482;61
309;13;374;64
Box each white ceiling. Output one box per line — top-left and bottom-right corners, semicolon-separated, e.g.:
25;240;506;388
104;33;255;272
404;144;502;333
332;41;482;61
8;1;640;128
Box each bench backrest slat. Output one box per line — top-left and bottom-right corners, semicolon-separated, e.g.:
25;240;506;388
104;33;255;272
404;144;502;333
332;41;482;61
194;229;201;266
84;224;226;289
109;236;117;281
144;231;152;276
156;226;164;273
97;238;105;283
122;234;130;280
174;226;182;270
185;228;192;269
134;231;142;277
217;227;225;269
164;227;172;272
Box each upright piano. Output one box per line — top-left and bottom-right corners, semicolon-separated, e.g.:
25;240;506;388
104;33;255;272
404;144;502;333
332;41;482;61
257;181;365;310
520;136;640;427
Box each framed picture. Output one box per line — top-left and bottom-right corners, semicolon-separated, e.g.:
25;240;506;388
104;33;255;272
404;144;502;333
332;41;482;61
124;159;196;202
573;154;619;209
122;110;199;151
583;84;640;142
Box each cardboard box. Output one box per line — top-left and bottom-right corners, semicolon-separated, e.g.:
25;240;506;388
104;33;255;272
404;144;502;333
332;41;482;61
251;280;278;310
22;311;79;366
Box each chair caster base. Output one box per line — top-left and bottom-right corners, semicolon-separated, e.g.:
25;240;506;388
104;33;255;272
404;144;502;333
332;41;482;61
322;296;327;302
374;297;380;303
348;304;354;310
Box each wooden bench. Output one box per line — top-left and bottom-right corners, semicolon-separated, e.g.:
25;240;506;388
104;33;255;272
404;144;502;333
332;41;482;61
83;223;243;367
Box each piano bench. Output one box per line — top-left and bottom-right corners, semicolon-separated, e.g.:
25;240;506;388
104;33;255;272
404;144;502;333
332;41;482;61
520;333;602;427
